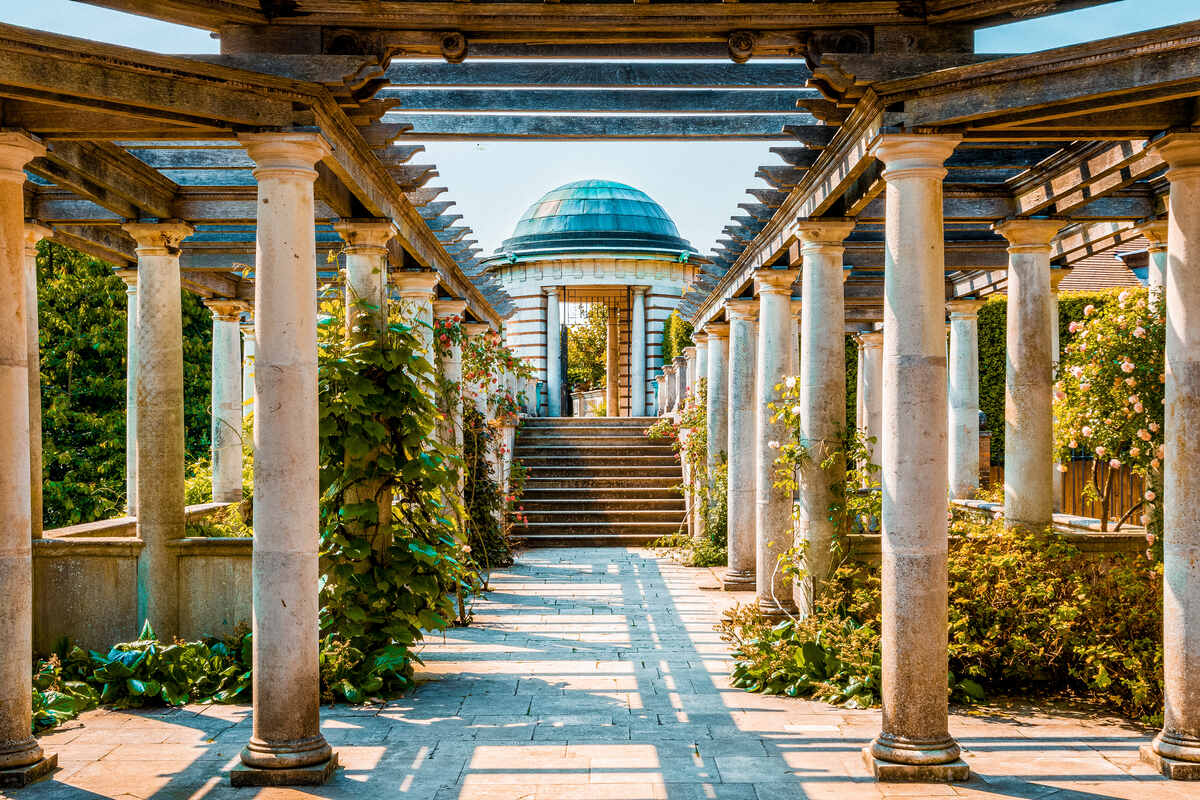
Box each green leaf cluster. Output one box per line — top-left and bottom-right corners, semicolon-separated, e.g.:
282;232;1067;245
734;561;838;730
462;406;514;572
660;311;693;364
565;303;608;391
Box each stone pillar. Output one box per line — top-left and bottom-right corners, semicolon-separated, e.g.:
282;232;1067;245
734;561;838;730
0;131;57;785
994;218;1063;531
606;304;620;416
236;132;335;785
433;299;467;453
694;333;709;400
334;220;395;341
117;269;139;513
123;220;193;640
631;286;648;416
1140;219;1169;296
662;364;676;413
545;286;562;417
463;322;493;417
672;354;687;410
946;300;985;500
790;300;803;370
241;321;255;424
23;224;50;539
205;300;247;504
1050;268;1070;513
794;221;855;616
1144;134;1200;778
705;323;730;469
655;374;667;416
866;134;967;780
857;331;884;477
393;271;438;355
682;346;697;402
753;268;800;616
723;299;758;590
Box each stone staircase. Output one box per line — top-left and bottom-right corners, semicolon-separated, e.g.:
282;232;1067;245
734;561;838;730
511;417;687;546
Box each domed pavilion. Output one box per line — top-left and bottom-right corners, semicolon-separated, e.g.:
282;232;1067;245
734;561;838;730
483;179;703;416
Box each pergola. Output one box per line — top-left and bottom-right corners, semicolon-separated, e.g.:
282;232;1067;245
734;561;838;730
1;0;1199;787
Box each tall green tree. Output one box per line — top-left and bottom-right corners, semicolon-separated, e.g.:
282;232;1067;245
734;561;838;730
38;241;212;527
566;303;608;390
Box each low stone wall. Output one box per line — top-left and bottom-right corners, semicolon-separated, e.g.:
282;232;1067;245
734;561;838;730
176;537;252;640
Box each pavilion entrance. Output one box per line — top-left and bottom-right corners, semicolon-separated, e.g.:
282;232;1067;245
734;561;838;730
562;287;631;417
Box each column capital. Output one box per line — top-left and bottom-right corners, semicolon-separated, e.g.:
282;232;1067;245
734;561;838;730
122;221;194;254
240;322;255;337
692;331;709;346
391;270;439;298
795;218;856;247
945;298;986;318
856;330;884;349
630;284;650;296
1150;131;1200;174
752;267;799;296
114;268;138;290
672;354;687;367
790;299;803;320
663;363;677;376
870;134;961;179
1049;267;1072;293
23;222;52;249
463;321;492;337
204;298;249;322
725;298;759;320
704;322;730;340
433;298;468;319
332;218;397;252
238;131;331;177
993;218;1065;249
0;131;45;182
1137;218;1170;249
543;285;560;298
681;346;696;360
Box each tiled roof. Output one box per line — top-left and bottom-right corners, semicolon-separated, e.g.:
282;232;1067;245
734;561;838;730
1058;236;1146;291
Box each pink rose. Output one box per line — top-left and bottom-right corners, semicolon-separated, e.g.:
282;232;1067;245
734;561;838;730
1079;382;1091;392
1109;458;1122;469
1145;490;1156;502
1133;327;1146;338
1081;426;1093;438
1138;429;1151;441
1068;321;1081;333
1130;447;1141;458
1134;402;1144;413
1096;446;1107;456
1150;422;1160;433
1126;377;1137;387
1121;361;1135;373
1083;304;1095;316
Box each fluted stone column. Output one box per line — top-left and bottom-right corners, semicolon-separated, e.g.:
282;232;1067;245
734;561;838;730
723;299;758;590
334;220;394;341
795;221;855;616
705;323;730;469
606;305;620;416
631;286;648;415
123;220;193;640
672;354;687;411
545;286;562;417
1144;134;1200;778
946;300;985;500
23;224;50;539
241;321;255;424
856;331;884;480
866;134;967;780
754;268;800;616
0;132;56;785
205;300;247;504
433;299;467;453
116;270;140;513
995;218;1063;532
236;132;335;784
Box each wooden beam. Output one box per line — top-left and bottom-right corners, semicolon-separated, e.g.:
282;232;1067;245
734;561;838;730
379;88;816;113
385;113;823;140
1011;139;1164;216
384;61;813;88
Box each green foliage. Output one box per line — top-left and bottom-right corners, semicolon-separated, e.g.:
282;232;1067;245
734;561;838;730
184;416;255;537
1054;287;1164;535
317;300;466;701
844;335;858;434
720;517;1164;722
566;303;607;391
660;310;693;364
463;406;513;572
38;240;212;527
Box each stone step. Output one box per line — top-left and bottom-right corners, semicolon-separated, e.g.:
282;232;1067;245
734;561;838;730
520;455;680;468
521;495;684;510
516;435;666;448
523;508;685;524
514;445;675;458
512;521;682;545
523;465;682;478
523;476;679;490
520;417;657;429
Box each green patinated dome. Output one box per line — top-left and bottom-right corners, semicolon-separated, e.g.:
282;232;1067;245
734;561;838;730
496;179;698;259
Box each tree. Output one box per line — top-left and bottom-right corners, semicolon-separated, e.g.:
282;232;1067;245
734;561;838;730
1054;287;1164;533
661;310;693;364
566;302;608;390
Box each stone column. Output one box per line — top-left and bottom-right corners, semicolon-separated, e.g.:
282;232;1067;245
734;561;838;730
1050;268;1070;512
672;354;687;410
631;286;648;416
123;220;193;640
723;299;758;590
205;300;247;504
433;299;467;453
334;219;395;341
867;134;967;779
705;323;730;469
116;269;140;513
463;322;493;417
606;304;620;416
241;321;255;424
790;299;803;371
0;131;57;785
1144;134;1200;778
545;286;562;417
794;220;856;616
655;374;667;415
994;218;1063;531
23;224;50;539
694;333;709;400
236;132;335;784
857;331;884;477
946;300;985;500
662;364;676;413
753;268;800;616
682;346;697;402
393;271;438;355
1140;219;1169;295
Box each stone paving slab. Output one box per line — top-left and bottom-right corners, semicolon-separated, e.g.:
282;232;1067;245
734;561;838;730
5;546;1198;800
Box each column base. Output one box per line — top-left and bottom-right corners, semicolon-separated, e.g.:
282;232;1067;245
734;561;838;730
721;569;755;590
756;596;796;619
0;754;57;788
232;752;338;787
1142;741;1200;780
862;749;968;783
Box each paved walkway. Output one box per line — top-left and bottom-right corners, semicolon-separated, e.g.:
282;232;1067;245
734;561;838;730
9;547;1200;799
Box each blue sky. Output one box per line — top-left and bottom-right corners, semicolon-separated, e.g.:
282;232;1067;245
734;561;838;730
3;0;1196;256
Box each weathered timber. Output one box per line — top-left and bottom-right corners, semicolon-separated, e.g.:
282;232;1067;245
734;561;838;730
1010;139;1164;216
383;61;813;88
384;113;823;140
377;88;817;113
769;147;822;168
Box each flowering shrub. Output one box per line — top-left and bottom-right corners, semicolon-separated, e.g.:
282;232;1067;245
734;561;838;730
1054;288;1164;538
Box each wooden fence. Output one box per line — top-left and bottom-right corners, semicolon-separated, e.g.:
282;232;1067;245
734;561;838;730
987;459;1144;529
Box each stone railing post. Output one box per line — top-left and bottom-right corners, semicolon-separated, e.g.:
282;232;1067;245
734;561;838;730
333;219;395;341
631;286;648;415
24;223;51;539
116;269;140;512
204;299;249;504
723;298;758;590
946;299;985;500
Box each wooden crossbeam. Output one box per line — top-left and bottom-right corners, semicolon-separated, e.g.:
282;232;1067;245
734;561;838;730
1010;139;1165;217
379;88;817;113
385;113;824;140
384;61;812;88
